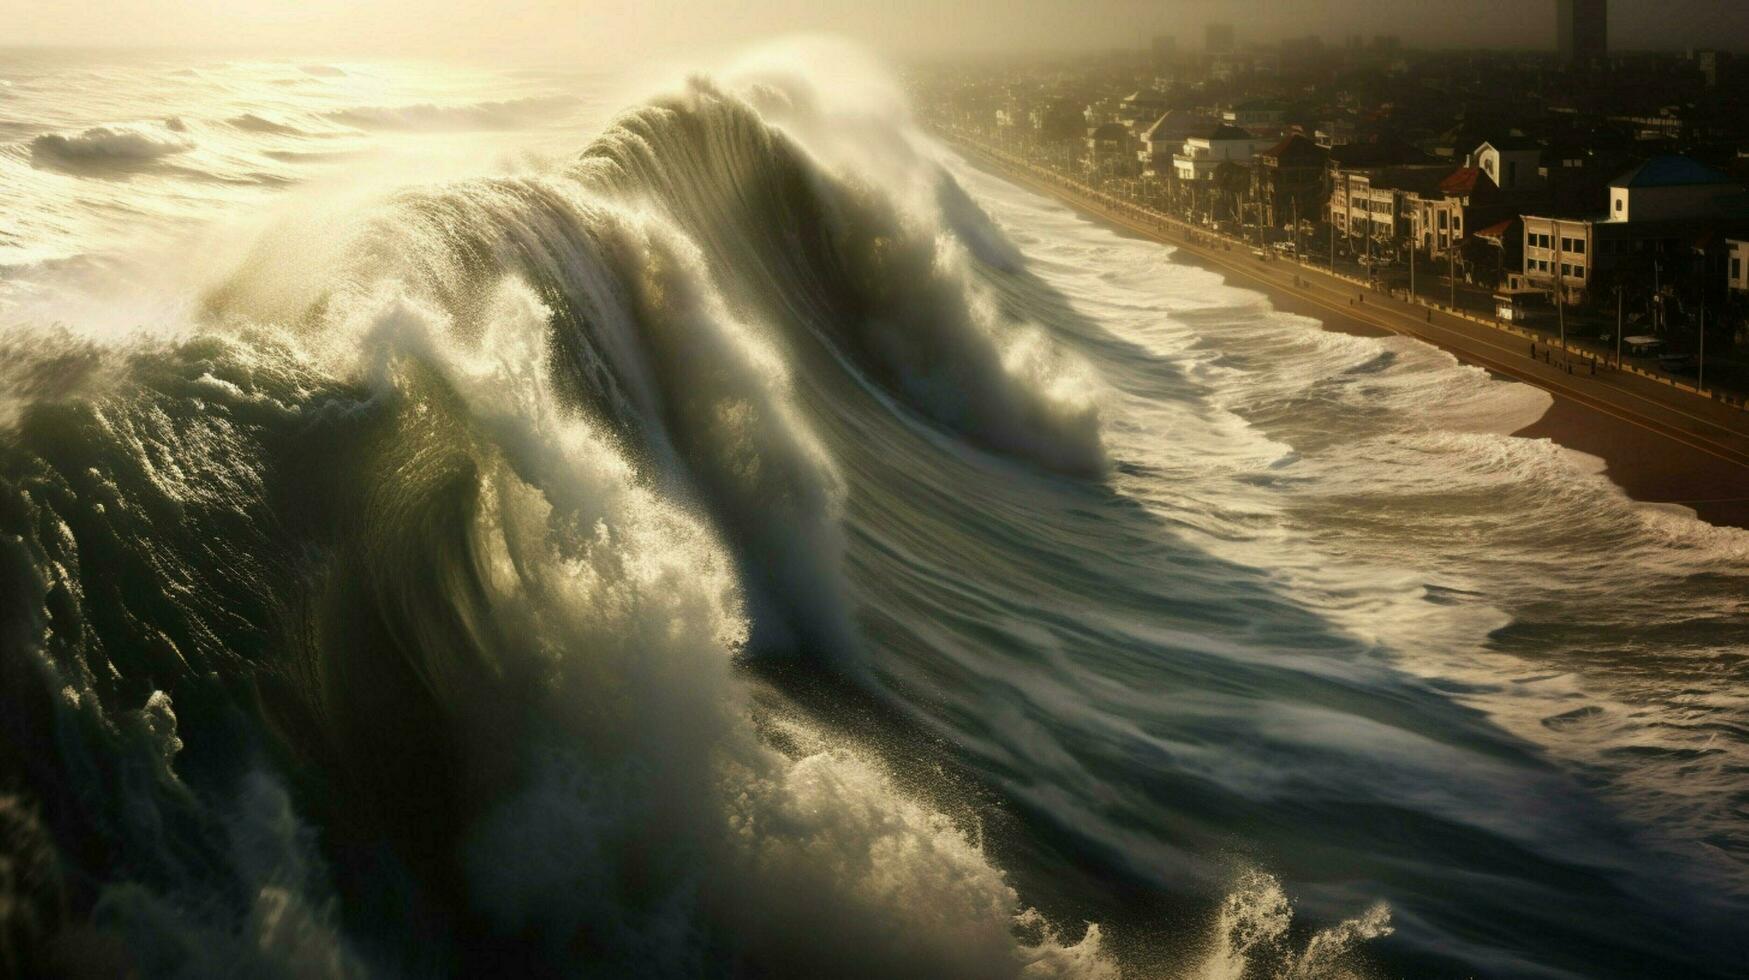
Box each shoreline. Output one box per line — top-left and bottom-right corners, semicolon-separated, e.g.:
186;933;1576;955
951;140;1749;529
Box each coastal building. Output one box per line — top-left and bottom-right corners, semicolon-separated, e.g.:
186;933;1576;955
1557;0;1607;67
1329;166;1449;248
1325;142;1439;246
1521;156;1747;303
1608;156;1740;222
1173;125;1268;184
1473;217;1525;290
1468;137;1543;193
1250;133;1327;228
1138;111;1207;174
1406;166;1510;259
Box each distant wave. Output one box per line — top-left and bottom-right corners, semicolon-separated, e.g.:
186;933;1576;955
228;112;310;136
29;123;193;170
327;94;579;131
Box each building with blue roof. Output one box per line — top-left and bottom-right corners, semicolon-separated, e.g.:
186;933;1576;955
1521;154;1748;304
1608;155;1739;222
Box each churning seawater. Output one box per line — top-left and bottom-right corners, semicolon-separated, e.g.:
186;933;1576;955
1;43;1745;979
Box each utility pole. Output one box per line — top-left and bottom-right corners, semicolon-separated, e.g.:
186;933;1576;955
1448;232;1457;310
1653;260;1662;332
1557;281;1567;348
1293;197;1302;267
1699;303;1707;390
1616;286;1623;367
1552;219;1564;346
1365;189;1373;275
1345;172;1354;258
1410;237;1416;300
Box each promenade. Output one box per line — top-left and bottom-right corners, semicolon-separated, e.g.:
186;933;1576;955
940;131;1749;527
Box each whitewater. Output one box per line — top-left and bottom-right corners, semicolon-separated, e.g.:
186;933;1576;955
1;43;1746;979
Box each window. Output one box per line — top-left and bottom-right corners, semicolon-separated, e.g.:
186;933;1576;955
1561;263;1572;277
1734;257;1743;280
1615;198;1624;213
1438;212;1448;228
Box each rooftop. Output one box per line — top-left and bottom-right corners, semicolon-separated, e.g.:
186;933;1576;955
1194;123;1258;142
1473;218;1517;240
1439;167;1491;196
1260;132;1325;162
1369;165;1453;196
1610;155;1734;189
1142;111;1202;142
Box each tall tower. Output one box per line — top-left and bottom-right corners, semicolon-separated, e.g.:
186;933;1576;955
1557;0;1608;66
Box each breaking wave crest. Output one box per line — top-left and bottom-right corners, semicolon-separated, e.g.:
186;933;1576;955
0;71;1117;977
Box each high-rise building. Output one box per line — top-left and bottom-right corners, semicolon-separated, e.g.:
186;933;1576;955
1205;23;1235;53
1556;0;1607;66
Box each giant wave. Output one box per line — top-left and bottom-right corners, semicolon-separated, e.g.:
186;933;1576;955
0;73;1116;978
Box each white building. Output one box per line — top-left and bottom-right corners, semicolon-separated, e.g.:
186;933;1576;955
1467;137;1542;193
1173;124;1267;183
1521;216;1594;302
1137;111;1206;173
1730;239;1749;293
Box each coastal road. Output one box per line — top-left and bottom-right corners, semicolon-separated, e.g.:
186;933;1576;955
959;148;1749;528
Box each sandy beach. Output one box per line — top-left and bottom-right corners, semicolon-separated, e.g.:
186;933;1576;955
960;146;1749;529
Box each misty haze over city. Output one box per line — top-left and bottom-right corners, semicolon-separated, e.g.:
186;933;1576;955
2;1;1748;59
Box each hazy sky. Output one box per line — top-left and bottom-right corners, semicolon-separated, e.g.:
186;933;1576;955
5;1;1747;62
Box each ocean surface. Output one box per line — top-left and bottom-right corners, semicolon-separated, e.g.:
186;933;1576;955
2;44;1746;979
